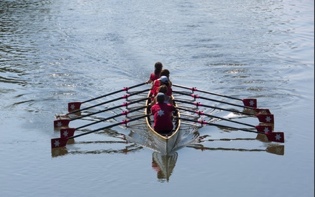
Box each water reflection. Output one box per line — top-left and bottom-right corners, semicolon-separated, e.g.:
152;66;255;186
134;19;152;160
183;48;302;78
51;126;284;185
152;152;178;182
51;145;178;182
187;144;284;156
189;134;285;156
51;139;142;157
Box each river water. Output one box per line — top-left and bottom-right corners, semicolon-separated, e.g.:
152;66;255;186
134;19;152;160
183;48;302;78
0;0;313;197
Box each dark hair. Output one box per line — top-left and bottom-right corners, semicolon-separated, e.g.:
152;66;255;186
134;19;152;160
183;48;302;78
160;69;170;77
156;93;165;103
154;62;163;75
158;85;168;94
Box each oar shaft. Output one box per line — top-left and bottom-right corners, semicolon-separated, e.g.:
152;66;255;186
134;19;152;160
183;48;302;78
177;107;255;127
173;84;243;101
174;99;251;116
71;97;149;121
76;106;146;130
173;91;255;110
81;82;147;104
77;96;125;112
179;117;259;134
69;88;150;114
69;115;149;139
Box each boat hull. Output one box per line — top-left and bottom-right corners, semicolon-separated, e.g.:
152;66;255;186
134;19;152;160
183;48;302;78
145;92;182;154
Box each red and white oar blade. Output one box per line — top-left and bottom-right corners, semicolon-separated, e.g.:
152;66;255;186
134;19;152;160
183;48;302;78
60;128;76;138
266;132;285;143
68;102;81;112
242;99;257;108
54;119;70;129
51;138;68;149
256;114;274;124
255;125;273;133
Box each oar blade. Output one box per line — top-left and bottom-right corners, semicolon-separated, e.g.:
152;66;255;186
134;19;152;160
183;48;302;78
60;128;76;138
68;102;82;113
256;114;274;124
54;119;70;129
255;125;273;133
266;132;285;143
242;99;257;108
51;138;68;149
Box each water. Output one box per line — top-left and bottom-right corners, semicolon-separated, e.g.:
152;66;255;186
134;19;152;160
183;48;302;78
0;0;313;197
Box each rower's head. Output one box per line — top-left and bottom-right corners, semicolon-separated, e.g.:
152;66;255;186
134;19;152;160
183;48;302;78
160;69;170;78
156;93;165;103
158;85;168;94
155;62;163;70
154;62;163;75
159;76;168;85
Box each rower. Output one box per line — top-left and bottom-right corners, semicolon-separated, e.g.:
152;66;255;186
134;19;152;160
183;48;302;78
151;75;172;98
151;93;176;136
147;62;163;84
150;84;173;106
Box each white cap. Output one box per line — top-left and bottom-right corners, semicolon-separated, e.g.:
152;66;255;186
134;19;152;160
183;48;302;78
159;76;168;83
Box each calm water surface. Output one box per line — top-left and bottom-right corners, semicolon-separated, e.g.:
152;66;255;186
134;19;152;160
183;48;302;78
0;0;313;197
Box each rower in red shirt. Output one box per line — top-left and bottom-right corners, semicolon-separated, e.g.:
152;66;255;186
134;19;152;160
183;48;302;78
150;84;173;106
151;76;167;96
151;76;172;97
147;62;163;84
151;93;176;135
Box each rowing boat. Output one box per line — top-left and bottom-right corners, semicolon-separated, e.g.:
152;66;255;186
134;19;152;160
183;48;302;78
51;82;285;153
144;92;182;154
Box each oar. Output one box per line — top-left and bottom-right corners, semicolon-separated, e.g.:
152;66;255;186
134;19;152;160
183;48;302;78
187;144;284;155
67;88;150;115
174;99;274;124
178;117;284;143
67;82;147;112
173;91;270;114
59;106;147;138
51;115;149;148
54;97;149;128
177;107;273;132
52;144;142;157
173;84;257;108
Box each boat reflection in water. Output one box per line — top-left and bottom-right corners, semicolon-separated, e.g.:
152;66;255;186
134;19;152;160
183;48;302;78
126;117;200;155
126;119;199;182
151;151;178;182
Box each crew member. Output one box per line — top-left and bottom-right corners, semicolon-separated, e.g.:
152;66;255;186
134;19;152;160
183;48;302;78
151;93;176;135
